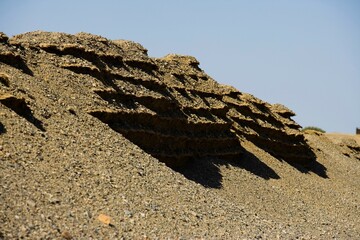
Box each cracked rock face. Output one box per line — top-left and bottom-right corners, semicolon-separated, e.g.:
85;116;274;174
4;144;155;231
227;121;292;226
1;31;359;239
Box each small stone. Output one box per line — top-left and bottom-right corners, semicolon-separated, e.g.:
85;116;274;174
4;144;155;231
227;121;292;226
49;196;61;204
61;231;73;240
20;225;27;232
67;107;76;115
98;214;111;225
124;210;133;218
26;199;36;207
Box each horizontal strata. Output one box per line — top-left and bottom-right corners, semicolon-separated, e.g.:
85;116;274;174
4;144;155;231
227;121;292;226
88;110;231;137
88;109;242;167
0;31;317;168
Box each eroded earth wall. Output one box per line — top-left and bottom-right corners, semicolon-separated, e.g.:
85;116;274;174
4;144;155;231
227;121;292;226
1;31;316;169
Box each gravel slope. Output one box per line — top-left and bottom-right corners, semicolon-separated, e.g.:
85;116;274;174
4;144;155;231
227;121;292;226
0;31;359;239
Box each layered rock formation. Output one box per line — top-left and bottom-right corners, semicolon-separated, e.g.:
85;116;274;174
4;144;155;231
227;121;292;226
1;31;315;169
4;31;359;239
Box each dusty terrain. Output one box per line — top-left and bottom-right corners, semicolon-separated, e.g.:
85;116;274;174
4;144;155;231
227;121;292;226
0;31;359;239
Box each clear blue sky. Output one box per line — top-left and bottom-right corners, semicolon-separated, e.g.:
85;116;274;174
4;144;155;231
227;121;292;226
1;0;359;133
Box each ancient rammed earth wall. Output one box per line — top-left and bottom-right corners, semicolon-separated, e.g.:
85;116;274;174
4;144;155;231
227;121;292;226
0;31;316;168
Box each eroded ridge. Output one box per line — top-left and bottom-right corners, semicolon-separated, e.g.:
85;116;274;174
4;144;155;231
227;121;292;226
2;31;317;169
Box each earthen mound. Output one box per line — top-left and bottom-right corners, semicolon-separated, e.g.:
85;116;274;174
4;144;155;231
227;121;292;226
1;31;359;239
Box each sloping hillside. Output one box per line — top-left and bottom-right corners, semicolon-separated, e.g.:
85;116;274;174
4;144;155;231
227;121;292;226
0;31;359;239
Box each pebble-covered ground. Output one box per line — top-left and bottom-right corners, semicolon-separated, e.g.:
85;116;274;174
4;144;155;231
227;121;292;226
0;31;359;239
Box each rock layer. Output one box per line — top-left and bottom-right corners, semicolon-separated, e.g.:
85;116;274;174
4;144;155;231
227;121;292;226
2;31;315;169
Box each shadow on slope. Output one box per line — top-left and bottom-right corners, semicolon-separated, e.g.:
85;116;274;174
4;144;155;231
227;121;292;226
0;51;34;76
88;83;328;187
260;147;328;178
287;160;328;178
0;95;45;132
176;148;328;188
89;108;282;188
0;122;5;134
176;149;280;188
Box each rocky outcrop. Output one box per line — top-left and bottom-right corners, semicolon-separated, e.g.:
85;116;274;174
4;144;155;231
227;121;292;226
1;31;315;169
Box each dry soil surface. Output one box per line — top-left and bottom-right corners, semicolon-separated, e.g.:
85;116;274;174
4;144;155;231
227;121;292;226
0;31;359;239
